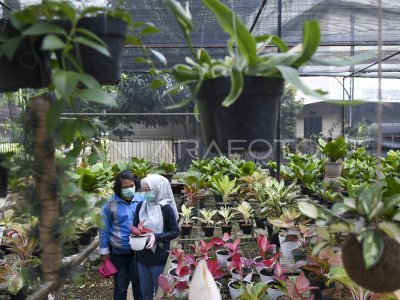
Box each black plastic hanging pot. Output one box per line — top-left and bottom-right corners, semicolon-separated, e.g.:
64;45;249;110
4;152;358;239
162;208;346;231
0;19;51;92
196;76;284;153
342;233;400;293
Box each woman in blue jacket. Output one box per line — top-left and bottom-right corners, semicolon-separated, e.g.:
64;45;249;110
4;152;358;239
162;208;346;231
99;171;144;300
133;174;180;300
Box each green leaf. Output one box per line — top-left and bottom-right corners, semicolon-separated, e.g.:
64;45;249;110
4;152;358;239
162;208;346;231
74;36;110;57
76;28;107;48
331;203;350;216
292;20;320;67
222;66;243;107
53;70;79;97
311;50;376;66
151;79;165;89
77;73;100;89
312;241;329;256
362;231;384;269
77;119;96;139
75;88;116;106
60;119;78;145
42;34;65;50
203;0;257;66
255;34;288;52
23;22;67;36
141;26;160;36
135;57;146;64
45;99;64;132
0;36;22;60
277;65;326;99
172;64;199;81
298;201;319;219
378;221;400;244
150;49;167;65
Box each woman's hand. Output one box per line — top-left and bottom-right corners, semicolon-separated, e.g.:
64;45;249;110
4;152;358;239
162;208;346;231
145;233;155;249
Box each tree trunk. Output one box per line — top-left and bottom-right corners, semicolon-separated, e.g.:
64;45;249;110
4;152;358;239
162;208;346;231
31;95;62;282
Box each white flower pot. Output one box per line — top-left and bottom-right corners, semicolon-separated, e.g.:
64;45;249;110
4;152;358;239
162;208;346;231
254;256;263;274
170;259;178;269
216;249;230;268
267;287;285;300
228;280;250;299
324;162;342;177
230;267;253;282
174;289;189;299
259;268;274;283
129;235;147;251
279;233;299;258
168;268;190;282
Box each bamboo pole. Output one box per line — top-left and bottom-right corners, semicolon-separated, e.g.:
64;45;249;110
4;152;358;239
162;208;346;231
31;95;62;282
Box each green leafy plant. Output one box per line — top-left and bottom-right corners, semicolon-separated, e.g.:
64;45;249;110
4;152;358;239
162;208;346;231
318;137;348;162
75;162;114;195
298;181;400;268
218;206;236;225
179;204;193;225
210;176;240;203
234;201;253;224
237;282;269;300
159;160;178;174
193;209;218;226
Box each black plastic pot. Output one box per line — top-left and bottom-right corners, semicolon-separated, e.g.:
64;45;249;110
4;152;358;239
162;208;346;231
10;286;28;300
161;173;173;182
196;76;285;153
238;220;246;230
0;156;8;198
88;227;98;238
241;223;253;235
180;224;193;236
204;226;215;237
264;221;280;247
63;240;80;256
215;202;233;210
0;19;51;92
255;217;266;229
291;248;306;262
65;16;127;85
78;231;92;246
221;224;232;235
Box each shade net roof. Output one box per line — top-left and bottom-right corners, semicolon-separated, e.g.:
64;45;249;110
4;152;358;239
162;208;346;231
1;0;400;78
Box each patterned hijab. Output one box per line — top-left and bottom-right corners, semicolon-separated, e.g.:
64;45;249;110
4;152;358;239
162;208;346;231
138;174;179;234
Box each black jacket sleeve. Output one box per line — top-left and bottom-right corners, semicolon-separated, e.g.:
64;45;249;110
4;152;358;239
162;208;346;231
133;202;141;227
155;204;180;243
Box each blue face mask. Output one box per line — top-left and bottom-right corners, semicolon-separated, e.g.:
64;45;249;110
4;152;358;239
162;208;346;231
143;191;156;203
121;187;135;199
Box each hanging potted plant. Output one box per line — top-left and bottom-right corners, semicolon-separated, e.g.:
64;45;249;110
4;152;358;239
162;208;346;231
129;221;152;251
318;136;348;178
298;181;400;293
164;0;371;152
179;204;194;236
218;206;236;235
234;201;254;234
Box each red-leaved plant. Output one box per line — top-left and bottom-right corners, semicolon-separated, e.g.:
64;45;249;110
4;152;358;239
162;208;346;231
169;248;196;268
175;259;191;279
257;234;276;259
158;274;189;298
130;220;152;236
280;271;318;300
225;237;241;255
228;253;253;280
210;232;230;249
255;252;281;271
273;263;288;281
206;259;225;279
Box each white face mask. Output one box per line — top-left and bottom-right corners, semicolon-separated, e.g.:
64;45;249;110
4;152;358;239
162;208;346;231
121;186;135;198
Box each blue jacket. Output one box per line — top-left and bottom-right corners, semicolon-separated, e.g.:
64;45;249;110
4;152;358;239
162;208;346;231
99;193;143;255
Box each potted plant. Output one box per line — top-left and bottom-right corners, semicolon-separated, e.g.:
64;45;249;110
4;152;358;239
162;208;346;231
159;160;178;182
218;206;236;235
234;201;253;234
228;253;254;283
298;181;400;293
236;282;269;300
168;255;191;282
205;259;225;281
210;176;240;206
129;221;152;251
158;274;189;299
318;136;348;177
164;0;370;152
254;234;277;274
213;234;240;269
277;271;318;300
193;209;218;237
179;204;194;236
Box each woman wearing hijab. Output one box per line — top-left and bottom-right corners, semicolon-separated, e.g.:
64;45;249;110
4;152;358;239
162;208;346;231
133;174;180;300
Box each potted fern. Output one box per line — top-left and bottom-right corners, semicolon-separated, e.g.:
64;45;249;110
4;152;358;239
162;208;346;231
318;136;348;177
